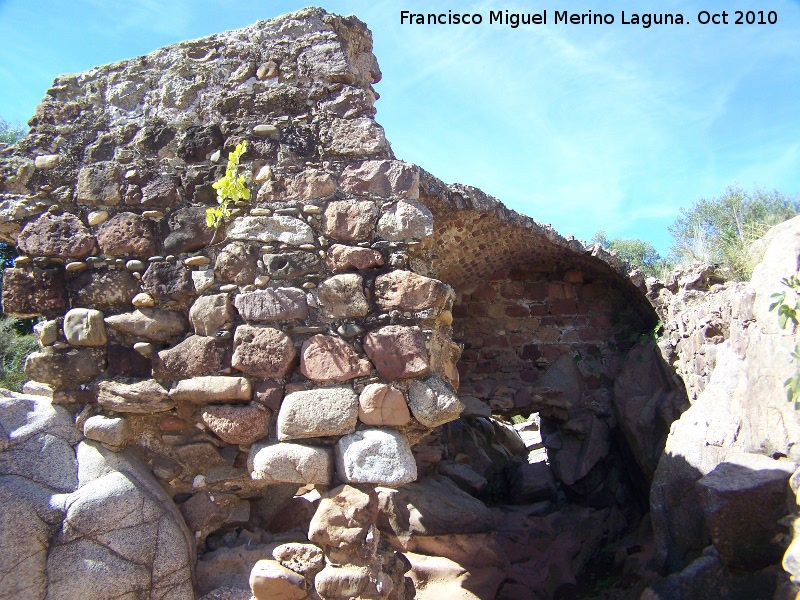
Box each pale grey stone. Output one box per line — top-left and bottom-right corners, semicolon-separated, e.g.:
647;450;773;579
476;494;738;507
234;287;308;322
227;215;314;245
277;387;358;441
248;442;332;485
104;308;189;343
407;376;464;428
335;428;417;486
376;199;434;241
63;308;107;346
33;319;59;347
83;415;133;447
317;274;369;318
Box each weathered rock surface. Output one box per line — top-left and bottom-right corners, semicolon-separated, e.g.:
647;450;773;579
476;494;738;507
232;325;297;378
325;243;384;272
2;267;67;317
228;216;314;245
234;288;308;322
25;347;106;388
322;199;379;241
248;442;332;485
0;394;194;600
104;308;189;342
309;485;378;550
191;293;236;335
96;379;173;413
376;199;434;241
250;559;306;600
169;376;251;403
363;325;429;380
63;308;107;346
18;212;95;258
263;251;320;279
358;383;411;426
215;241;260;286
317;273;369;318
163;205;218;254
336;428;417;486
277;387;358;440
96;212;157;257
407;377;463;428
153;334;223;380
339;159;419;199
375;270;448;312
300;334;371;382
143;260;195;302
68;268;141;310
202;403;271;445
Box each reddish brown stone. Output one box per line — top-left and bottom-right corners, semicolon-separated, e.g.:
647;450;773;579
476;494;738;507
143;261;194;302
375;270;448;312
152;335;223;380
300;335;371;383
162;206;217;254
471;283;497;302
76;162;121;206
68;268;141;310
362;325;429;381
2;267;67;318
325;244;384;272
140;174;180;208
159;415;189;432
284;168;336;199
322;200;378;242
202;403;271;445
96;212;157;257
189;293;236;336
253;379;284;410
506;304;529;318
232;325;296;378
17;212;96;259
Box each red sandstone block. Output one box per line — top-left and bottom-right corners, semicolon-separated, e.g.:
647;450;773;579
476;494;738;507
505;304;529;318
524;283;548;301
500;281;525;299
471;282;497;302
565;270;584;283
529;305;548;317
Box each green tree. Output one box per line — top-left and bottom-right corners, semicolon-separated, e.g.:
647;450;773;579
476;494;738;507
0;116;26;144
592;230;671;278
669;186;800;280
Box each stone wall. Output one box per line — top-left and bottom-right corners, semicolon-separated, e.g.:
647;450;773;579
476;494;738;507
0;7;716;600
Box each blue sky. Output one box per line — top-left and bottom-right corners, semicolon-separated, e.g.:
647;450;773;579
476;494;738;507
1;0;799;255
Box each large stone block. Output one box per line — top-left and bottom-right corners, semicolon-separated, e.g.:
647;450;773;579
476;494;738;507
104;308;189;342
322;200;378;242
2;267;67;318
202;403;271;445
96;379;173;413
358;383;411;426
407;376;464;428
96;212;157;257
308;484;378;549
75;162;121;206
25;347;106;388
142;261;195;302
152;335;223;380
376;199;434;241
162;206;217;254
277;387;358;440
324;244;384;272
339;159;419;199
696;453;797;570
17;212;96;259
232;325;297;378
317;274;369;318
234;288;308;322
374;270;448;312
250;559;306;600
300;335;371;383
363;325;429;381
68;268;141;310
215;241;260;286
262;251;320;279
335;428;417;486
190;293;236;335
168;376;252;404
248;442;332;485
227;215;314;245
63;308;107;346
284;168;336;199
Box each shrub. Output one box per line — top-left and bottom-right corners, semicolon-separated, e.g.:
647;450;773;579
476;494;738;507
0;317;38;391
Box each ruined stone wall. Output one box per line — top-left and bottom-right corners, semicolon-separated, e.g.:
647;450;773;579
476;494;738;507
0;8;679;599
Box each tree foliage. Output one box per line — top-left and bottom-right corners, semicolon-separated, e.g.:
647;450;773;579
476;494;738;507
668;186;800;280
0;116;26;144
592;231;671;278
